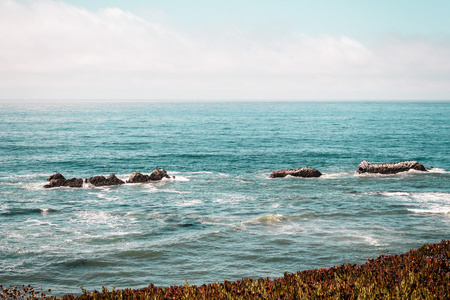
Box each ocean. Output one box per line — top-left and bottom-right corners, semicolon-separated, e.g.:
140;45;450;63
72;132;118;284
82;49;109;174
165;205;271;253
1;101;449;296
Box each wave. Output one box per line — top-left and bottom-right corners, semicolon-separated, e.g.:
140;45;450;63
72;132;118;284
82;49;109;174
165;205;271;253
72;210;126;227
245;214;290;226
24;218;59;227
410;192;450;202
160;189;191;194
407;208;450;215
319;172;351;179
169;175;190;182
354;167;449;178
378;191;410;200
40;208;57;215
0;207;58;216
426;167;450;174
337;231;389;247
241;214;323;236
382;191;450;201
57;258;113;268
382;192;450;215
364;236;389;247
87;191;120;202
112;249;163;260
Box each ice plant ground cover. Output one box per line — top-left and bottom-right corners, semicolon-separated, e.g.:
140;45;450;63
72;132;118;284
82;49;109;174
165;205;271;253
2;239;449;299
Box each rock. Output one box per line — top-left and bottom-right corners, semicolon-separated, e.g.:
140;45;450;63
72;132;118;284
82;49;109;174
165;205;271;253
127;172;150;183
47;173;65;181
85;174;125;186
270;167;322;178
44;174;83;188
127;168;170;183
149;168;170;181
356;160;427;174
62;178;84;187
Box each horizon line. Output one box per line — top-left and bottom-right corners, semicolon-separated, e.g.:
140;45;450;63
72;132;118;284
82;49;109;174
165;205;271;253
1;99;449;103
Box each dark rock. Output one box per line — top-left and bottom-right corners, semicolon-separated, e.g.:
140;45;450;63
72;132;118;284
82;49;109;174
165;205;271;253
149;168;170;180
270;167;322;178
127;168;170;183
127;172;150;183
356;160;427;174
47;173;65;181
44;174;83;188
63;178;84;187
85;174;125;186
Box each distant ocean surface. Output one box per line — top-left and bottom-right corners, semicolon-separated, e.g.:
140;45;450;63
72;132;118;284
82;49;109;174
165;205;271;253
1;101;449;296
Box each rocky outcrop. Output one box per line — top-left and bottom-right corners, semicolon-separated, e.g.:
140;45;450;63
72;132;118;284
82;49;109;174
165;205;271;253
85;174;125;186
44;173;83;188
127;168;171;183
356;160;427;174
270;167;322;178
44;169;170;188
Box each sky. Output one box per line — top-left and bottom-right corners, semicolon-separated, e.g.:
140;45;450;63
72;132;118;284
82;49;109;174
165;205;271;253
1;0;450;101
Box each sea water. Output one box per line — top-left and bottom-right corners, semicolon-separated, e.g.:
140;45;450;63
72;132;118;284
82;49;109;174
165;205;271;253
0;101;449;296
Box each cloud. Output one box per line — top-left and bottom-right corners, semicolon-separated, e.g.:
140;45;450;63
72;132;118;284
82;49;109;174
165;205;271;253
0;0;449;100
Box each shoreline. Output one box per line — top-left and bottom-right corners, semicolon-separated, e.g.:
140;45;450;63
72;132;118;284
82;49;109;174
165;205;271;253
3;240;449;299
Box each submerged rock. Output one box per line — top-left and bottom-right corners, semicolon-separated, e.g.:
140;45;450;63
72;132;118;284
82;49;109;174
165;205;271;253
270;167;322;178
44;173;83;188
127;168;170;183
356;160;427;174
85;174;125;186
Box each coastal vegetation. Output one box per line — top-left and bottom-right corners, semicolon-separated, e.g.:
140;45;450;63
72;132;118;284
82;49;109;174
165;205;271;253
2;240;449;299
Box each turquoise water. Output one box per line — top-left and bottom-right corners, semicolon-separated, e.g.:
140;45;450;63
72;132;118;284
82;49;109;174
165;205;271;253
1;101;449;296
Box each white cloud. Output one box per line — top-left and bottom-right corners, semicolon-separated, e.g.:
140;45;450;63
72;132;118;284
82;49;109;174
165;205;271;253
0;0;449;100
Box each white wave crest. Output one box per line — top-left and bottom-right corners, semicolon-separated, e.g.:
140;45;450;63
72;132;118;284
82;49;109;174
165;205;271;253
407;208;450;215
170;175;189;182
362;235;389;247
383;192;450;215
190;171;214;174
246;214;288;225
25;218;58;227
379;191;410;200
40;208;50;215
427;167;449;174
25;182;49;191
83;181;94;188
380;191;410;196
354;168;428;177
411;192;450;202
320;172;350;179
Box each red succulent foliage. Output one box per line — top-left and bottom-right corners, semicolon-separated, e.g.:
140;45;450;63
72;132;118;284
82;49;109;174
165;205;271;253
3;240;450;299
